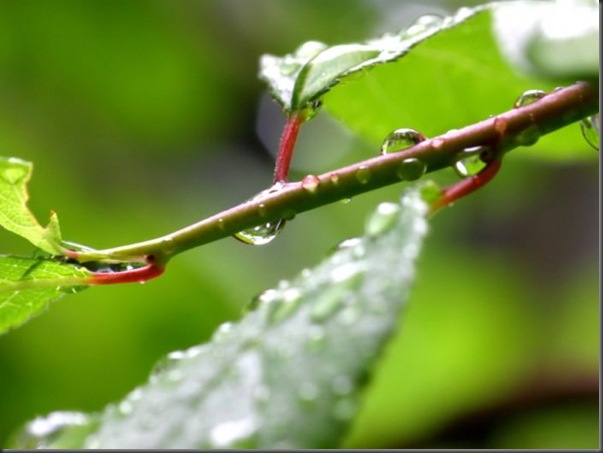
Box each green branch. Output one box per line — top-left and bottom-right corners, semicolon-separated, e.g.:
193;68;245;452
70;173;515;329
71;81;598;265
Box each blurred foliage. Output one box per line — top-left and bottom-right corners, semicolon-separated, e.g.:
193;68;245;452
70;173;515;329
0;0;598;449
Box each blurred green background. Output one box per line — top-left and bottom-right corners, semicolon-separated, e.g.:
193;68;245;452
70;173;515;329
0;0;598;448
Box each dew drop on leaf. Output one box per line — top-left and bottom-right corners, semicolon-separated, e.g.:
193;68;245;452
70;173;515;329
380;128;426;155
14;411;94;449
513;89;547;108
397;158;427;181
297;382;319;408
580;113;599;151
365;202;400;237
404;14;444;37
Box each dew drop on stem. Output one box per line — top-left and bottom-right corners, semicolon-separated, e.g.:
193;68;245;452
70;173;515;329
233;183;286;246
453;146;489;178
301;174;320;193
397;158;426;181
580;113;599;151
380;128;426;155
514;89;547;108
355;165;371;184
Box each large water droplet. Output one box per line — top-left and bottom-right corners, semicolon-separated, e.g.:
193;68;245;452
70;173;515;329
514;89;547;108
366;202;400;237
380;128;426;155
301;174;320;192
355;165;371;184
234;219;286;246
397;158;427;181
14;411;94;449
580;113;599;151
453;147;488;177
233;183;286;246
514;124;541;146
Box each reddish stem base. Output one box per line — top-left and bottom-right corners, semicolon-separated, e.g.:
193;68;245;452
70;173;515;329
89;262;165;285
273;114;302;183
431;159;502;213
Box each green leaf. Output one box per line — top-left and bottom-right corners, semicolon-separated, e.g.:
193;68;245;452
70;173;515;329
0;157;64;254
24;182;431;449
261;2;598;159
0;256;90;335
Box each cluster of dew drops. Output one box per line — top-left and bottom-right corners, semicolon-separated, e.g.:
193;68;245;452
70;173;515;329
234;87;598;246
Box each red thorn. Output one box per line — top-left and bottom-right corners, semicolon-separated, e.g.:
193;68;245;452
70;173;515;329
89;263;165;285
431;159;502;212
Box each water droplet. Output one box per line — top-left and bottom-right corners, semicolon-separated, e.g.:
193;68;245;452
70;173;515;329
397;158;427;181
210;419;258;449
380;128;426;155
333;237;362;252
212;322;234;343
355;165;371;184
329;173;340;185
15;411;94;449
580;113;599;151
332;398;358;421
305;325;326;352
340;198;352;204
366;202;400;237
217;218;226;231
301;174;320;192
258;203;268;217
431;137;445;149
331;375;354;396
245;288;279;313
310;287;345;322
405;14;443;37
514;89;547;108
234;219;286;246
268;288;302;324
453;147;488;177
297;382;319;407
514;124;541;146
233;183;286;246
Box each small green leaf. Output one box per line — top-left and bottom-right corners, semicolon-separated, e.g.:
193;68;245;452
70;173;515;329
0;157;64;254
0;256;90;335
27;182;431;449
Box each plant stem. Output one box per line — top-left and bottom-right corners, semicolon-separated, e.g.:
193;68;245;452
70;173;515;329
273;113;303;183
71;81;598;264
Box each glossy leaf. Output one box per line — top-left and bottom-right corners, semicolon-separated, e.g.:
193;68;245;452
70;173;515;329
0;157;63;254
28;182;432;449
0;256;91;335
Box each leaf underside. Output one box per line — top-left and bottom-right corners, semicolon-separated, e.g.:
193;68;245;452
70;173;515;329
29;182;432;449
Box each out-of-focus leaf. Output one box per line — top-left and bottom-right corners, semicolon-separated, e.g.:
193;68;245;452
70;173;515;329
24;182;433;449
0;255;90;335
493;1;599;80
0;157;63;254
